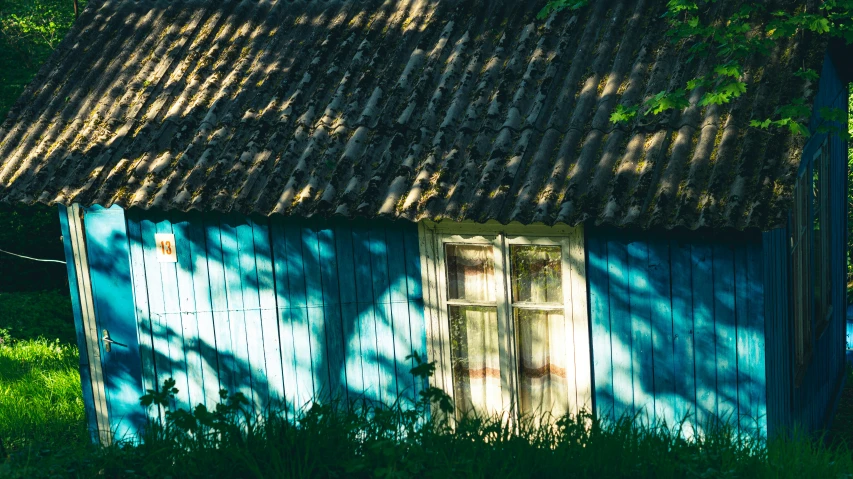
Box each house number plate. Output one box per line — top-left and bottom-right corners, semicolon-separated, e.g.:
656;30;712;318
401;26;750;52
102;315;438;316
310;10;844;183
155;233;177;263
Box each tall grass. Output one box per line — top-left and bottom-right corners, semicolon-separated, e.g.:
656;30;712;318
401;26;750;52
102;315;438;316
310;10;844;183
4;391;853;478
0;338;86;451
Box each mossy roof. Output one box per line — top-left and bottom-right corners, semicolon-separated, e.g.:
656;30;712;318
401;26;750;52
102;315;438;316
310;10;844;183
0;0;829;230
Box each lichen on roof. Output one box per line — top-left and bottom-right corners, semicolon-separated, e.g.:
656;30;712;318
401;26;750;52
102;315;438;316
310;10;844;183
0;0;828;231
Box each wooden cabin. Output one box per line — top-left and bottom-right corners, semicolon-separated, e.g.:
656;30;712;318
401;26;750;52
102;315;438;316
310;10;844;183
0;0;849;444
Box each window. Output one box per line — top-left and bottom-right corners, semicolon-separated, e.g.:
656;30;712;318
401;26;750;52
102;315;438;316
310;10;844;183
420;222;590;424
791;139;832;384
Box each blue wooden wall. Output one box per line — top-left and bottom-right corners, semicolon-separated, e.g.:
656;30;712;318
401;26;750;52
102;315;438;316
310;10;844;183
113;210;426;419
587;229;767;436
765;53;849;436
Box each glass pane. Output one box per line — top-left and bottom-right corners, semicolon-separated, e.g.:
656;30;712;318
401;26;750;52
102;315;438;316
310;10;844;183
515;309;568;423
449;306;502;417
446;244;495;302
510;245;563;304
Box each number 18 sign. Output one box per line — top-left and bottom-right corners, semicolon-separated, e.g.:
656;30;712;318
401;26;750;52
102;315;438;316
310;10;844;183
155;233;178;263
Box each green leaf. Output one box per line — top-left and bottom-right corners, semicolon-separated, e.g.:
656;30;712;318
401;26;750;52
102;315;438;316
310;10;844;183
610;104;638;124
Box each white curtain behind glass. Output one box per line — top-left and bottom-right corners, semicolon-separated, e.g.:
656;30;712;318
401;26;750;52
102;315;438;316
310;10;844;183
446;244;502;417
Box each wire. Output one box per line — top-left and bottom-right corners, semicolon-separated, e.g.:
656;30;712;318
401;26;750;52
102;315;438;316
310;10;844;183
0;247;66;264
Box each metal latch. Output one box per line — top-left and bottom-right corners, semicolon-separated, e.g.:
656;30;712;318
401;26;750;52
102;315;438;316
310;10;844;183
101;329;127;352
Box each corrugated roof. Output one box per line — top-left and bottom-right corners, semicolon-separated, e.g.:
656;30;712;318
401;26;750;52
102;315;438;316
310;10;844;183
0;0;826;230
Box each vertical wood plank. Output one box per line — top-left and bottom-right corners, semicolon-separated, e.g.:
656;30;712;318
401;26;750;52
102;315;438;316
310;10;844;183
155;217;190;411
173;217;203;409
220;218;253;406
205;216;234;396
670;239;696;434
369;227;397;404
236;218;268;413
318;227;347;401
406;224;427;401
747;240;767;436
186;213;221;408
334;222;364;401
271;219;299;414
139;217;170;419
691;244;716;431
253;218;282;409
352;224;381;402
713;243;737;426
387;223;416;406
283;222;315;409
648;239;675;428
587;235;614;420
302;225;330;401
627;239;653;423
125;215;156;405
735;243;752;434
607;239;633;419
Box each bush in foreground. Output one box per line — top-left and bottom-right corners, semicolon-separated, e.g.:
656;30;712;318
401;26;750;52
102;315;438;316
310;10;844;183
3;359;853;479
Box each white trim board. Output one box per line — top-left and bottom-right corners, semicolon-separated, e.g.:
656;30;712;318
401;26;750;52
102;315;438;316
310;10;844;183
67;204;112;445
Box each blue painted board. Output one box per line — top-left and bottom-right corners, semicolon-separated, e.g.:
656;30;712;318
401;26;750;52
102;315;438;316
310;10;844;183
712;244;736;425
219;217;253;406
332;222;363;400
607;239;633;419
317;226;347;400
83;206;146;440
587;237;614;420
270;219;299;414
648;239;674;427
186;214;221;408
691;244;716;430
236;218;268;412
139;217;172;417
352;224;381;402
155;218;190;411
627;240;653;421
253;218;285;408
282;223;315;409
204;216;234;397
670;239;696;431
173;218;204;409
302;226;331;401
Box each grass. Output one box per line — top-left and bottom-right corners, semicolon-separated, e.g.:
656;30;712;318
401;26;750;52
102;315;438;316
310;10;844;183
2;395;853;479
0;338;86;453
0;290;85;455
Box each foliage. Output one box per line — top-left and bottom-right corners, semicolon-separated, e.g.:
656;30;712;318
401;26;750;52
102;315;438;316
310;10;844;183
0;1;82;294
540;0;852;139
0;291;76;345
0;338;86;454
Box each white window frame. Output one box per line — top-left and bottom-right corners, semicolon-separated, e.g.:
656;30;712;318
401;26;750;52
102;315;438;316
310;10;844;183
418;220;591;421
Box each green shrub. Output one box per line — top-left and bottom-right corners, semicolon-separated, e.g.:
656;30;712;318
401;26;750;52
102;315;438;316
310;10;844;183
0;290;75;345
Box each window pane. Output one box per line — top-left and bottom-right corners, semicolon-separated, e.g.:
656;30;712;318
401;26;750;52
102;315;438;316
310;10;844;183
511;245;563;304
515;309;568;422
449;306;502;417
446;244;495;302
